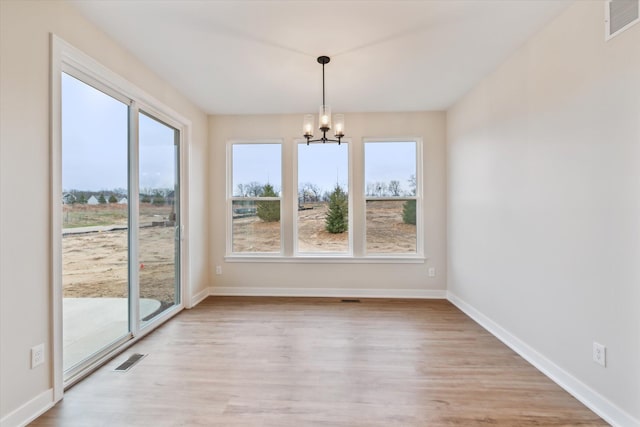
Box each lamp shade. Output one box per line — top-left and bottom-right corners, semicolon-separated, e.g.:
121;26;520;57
303;114;314;137
319;105;332;132
334;114;345;138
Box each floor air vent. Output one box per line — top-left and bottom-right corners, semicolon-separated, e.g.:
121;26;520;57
341;299;361;303
114;353;147;372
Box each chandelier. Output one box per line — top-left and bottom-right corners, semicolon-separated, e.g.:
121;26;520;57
303;56;345;145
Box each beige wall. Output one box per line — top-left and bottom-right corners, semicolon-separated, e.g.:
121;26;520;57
209;112;447;292
447;1;640;423
0;0;209;421
4;0;637;424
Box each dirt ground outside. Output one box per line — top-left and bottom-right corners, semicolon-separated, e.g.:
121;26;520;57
232;200;416;253
63;203;178;304
63;200;416;300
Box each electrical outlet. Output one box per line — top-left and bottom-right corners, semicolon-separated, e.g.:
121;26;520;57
215;265;222;275
428;267;436;277
31;344;44;369
593;342;606;367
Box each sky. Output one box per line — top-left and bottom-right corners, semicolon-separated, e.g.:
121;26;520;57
62;73;176;192
233;141;415;196
62;72;415;196
298;143;349;193
364;142;416;194
232;143;351;196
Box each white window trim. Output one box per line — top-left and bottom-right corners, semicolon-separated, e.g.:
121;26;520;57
362;137;424;258
226;139;284;256
50;34;192;400
224;255;426;264
225;136;425;263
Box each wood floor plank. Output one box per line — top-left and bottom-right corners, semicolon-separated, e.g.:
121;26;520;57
30;297;608;426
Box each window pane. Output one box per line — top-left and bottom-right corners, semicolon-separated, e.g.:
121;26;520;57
138;112;180;325
366;200;417;254
232;144;281;197
231;143;281;253
61;72;129;371
365;142;416;197
298;143;349;253
232;200;281;253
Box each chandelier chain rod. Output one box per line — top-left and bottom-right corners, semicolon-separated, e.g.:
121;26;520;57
322;61;326;111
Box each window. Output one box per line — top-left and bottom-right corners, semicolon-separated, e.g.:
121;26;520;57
225;138;422;260
229;142;282;254
297;142;350;254
364;140;419;255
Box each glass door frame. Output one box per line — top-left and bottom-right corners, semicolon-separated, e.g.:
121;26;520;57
137;109;182;328
51;35;191;399
60;70;133;382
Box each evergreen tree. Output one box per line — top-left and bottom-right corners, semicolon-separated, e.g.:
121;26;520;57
98;193;107;204
325;184;348;234
402;199;416;225
256;184;280;222
108;195;118;203
77;194;87;204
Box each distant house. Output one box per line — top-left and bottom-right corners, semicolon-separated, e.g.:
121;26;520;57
62;193;76;204
118;197;128;204
87;195;99;205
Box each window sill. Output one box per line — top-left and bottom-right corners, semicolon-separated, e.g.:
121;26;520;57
224;255;426;264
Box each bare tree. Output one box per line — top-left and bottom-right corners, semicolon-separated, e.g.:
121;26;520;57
388;180;401;196
307;183;321;202
298;186;308;204
235;182;265;197
298;182;321;204
366;183;375;197
407;174;416;196
367;181;388;197
246;182;263;197
141;187;154;198
236;183;246;197
301;182;321;202
113;187;127;197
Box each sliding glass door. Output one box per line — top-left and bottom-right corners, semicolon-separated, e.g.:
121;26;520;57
138;112;180;326
61;73;130;374
61;72;181;380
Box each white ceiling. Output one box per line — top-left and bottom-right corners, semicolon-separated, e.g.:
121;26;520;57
70;0;571;115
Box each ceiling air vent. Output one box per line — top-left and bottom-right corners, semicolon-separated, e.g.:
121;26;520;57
605;0;640;40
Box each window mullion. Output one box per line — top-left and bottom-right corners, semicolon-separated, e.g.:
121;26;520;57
352;139;365;257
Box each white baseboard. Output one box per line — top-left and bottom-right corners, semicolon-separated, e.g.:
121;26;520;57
447;292;639;427
209;286;447;299
0;389;54;427
188;287;210;308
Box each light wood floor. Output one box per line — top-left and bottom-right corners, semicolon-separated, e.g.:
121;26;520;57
31;297;607;426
